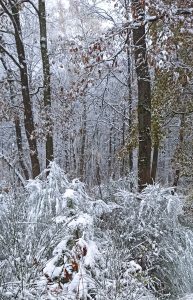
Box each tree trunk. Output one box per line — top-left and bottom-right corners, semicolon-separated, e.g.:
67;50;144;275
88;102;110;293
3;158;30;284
38;0;53;167
108;126;113;177
121;108;125;177
79;100;87;181
0;54;29;180
151;142;159;182
132;0;152;191
14;116;30;180
5;1;41;178
173;114;185;190
125;0;133;175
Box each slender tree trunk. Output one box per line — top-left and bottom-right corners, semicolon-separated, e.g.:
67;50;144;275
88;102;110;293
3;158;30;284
38;0;53;167
96;157;103;199
132;0;152;191
14;116;30;180
128;68;133;174
70;135;76;174
127;39;134;192
0;54;29;180
112;116;116;180
64;132;69;172
173;114;185;190
79;100;87;181
108;126;113;177
125;0;133;174
4;1;41;178
151;142;159;182
120;107;126;177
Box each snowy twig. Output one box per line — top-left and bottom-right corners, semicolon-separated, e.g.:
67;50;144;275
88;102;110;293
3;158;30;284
0;152;26;186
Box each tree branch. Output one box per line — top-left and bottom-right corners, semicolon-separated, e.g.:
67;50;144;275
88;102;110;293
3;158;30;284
0;152;26;186
0;45;21;69
21;0;40;16
172;110;193;115
30;86;44;96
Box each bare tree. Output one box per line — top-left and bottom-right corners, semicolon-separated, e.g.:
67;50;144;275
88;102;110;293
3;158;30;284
0;52;29;180
132;0;152;191
0;0;40;178
38;0;53;167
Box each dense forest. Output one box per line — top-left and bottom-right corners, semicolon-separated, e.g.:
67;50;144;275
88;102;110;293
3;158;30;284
1;0;193;299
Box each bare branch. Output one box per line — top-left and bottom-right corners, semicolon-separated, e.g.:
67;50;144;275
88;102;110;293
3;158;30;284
172;110;193;115
30;86;44;96
0;152;26;186
0;45;21;69
21;0;40;16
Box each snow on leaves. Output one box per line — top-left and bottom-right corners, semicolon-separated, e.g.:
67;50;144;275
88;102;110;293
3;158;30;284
1;164;193;299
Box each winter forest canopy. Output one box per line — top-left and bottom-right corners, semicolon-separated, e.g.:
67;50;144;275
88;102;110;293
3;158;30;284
1;0;193;299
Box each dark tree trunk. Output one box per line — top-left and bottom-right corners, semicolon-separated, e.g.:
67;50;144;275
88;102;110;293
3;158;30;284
38;0;53;167
14;116;30;180
173;114;185;190
120;107;126;177
0;54;29;180
151;142;159;182
125;0;133;174
132;0;152;191
108;126;113;177
79;101;86;181
2;1;41;178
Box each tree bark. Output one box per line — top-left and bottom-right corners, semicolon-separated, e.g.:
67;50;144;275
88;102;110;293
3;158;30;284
79;100;87;181
173;114;185;190
38;0;53;167
125;0;133;175
121;108;126;177
151;142;159;182
0;54;29;180
14;115;30;180
1;0;41;178
108;126;113;177
132;0;152;191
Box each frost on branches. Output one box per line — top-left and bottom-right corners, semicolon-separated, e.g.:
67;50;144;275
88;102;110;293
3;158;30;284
41;164;101;299
1;164;193;299
27;162;103;299
0;163;102;299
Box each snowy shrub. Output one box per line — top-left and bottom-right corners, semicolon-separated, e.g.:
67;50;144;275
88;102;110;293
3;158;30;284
1;165;193;300
91;173;137;202
0;163;102;299
40;171;101;299
96;183;193;298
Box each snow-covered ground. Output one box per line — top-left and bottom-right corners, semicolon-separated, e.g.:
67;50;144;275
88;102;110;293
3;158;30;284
180;295;193;300
140;294;193;299
1;164;193;299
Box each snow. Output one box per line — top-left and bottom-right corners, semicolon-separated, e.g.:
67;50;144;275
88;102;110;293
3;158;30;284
91;199;111;216
68;213;93;230
53;239;69;256
145;15;158;22
26;179;42;194
64;188;74;198
55;215;66;223
139;296;156;300
187;29;193;35
181;295;193;300
68;272;85;295
43;256;63;280
3;164;193;299
84;240;99;268
127;260;142;274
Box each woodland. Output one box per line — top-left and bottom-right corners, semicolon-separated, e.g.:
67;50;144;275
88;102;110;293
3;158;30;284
1;0;193;299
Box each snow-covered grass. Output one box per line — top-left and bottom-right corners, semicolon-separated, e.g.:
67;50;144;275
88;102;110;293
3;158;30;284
1;163;193;299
